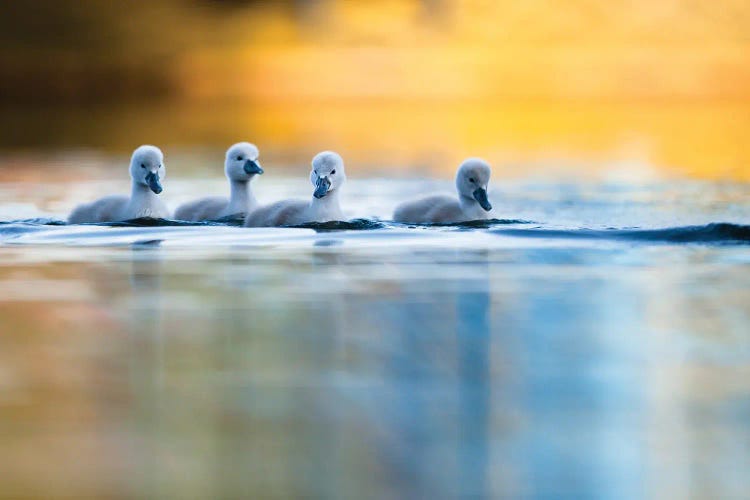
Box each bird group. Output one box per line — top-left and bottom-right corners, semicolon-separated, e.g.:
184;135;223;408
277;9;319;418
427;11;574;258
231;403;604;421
68;143;495;226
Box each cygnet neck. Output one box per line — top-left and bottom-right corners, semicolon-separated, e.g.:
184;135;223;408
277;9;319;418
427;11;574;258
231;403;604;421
458;192;478;207
309;188;343;218
228;179;257;214
130;179;160;202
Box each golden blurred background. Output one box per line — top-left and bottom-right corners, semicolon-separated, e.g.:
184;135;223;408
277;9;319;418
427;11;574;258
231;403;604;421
1;0;749;179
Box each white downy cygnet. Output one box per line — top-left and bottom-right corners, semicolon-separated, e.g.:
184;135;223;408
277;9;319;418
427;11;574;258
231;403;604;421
244;151;346;227
174;142;264;221
68;145;170;223
393;158;494;224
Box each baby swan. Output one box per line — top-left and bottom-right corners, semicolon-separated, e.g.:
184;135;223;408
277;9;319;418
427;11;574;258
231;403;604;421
244;151;346;227
393;158;494;224
68;145;170;223
174;142;263;221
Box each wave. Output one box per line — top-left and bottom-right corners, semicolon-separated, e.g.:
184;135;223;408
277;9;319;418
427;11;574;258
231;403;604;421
110;217;387;231
2;218;748;245
293;218;387;231
292;218;528;231
490;222;750;244
393;218;533;229
0;218;68;237
0;216;387;230
1;216;530;230
0;218;66;226
101;217;220;227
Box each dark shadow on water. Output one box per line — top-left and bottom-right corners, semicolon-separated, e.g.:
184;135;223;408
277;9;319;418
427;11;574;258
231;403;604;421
132;239;164;247
391;218;534;230
211;214;246;226
103;217;221;227
2;217;527;232
292;218;388;232
0;218;66;226
78;217;530;231
491;222;750;244
4;218;750;249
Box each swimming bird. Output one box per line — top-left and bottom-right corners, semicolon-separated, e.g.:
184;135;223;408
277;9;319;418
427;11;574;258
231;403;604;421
244;151;346;227
174;142;264;221
393;158;494;224
67;145;170;223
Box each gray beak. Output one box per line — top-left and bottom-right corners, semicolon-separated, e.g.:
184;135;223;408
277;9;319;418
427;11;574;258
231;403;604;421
145;171;163;194
472;187;492;211
244;159;264;175
313;176;331;199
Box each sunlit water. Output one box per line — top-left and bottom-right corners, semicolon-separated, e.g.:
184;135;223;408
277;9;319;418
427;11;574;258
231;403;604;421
1;175;749;498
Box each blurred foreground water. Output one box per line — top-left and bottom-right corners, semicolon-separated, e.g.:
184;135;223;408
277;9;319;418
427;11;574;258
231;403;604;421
0;173;749;498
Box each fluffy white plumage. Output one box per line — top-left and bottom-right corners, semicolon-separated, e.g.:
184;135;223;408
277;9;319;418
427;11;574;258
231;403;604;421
244;151;346;227
393;158;494;223
174;142;263;221
68;145;170;223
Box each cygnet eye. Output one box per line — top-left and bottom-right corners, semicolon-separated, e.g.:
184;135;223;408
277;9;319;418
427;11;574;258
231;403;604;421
331;169;336;175
468;177;475;183
141;163;146;169
237;156;243;161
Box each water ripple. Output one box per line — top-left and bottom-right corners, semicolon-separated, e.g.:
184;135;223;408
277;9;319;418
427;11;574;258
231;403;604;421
491;222;750;244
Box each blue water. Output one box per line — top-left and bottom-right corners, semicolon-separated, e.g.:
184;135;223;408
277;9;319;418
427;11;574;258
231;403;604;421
3;217;750;243
0;177;749;498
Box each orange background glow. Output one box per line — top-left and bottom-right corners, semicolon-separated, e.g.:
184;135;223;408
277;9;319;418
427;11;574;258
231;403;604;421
0;0;748;179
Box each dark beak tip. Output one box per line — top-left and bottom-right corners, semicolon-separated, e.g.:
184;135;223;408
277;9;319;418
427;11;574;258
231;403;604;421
146;173;162;194
244;161;263;175
313;177;331;198
472;187;492;211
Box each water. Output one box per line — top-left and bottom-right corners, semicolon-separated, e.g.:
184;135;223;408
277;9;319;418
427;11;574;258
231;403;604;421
1;175;749;498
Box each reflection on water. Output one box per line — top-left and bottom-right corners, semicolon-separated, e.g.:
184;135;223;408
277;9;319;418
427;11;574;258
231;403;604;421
0;178;749;497
1;241;749;498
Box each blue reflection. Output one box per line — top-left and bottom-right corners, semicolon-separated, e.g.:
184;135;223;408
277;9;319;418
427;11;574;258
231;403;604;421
456;259;491;498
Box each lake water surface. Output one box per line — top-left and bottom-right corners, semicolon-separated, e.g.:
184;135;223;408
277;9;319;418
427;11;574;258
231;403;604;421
1;175;749;498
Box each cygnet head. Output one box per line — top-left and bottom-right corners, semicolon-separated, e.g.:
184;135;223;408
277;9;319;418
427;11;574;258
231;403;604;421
456;158;492;211
130;145;166;194
310;151;346;199
225;142;263;182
